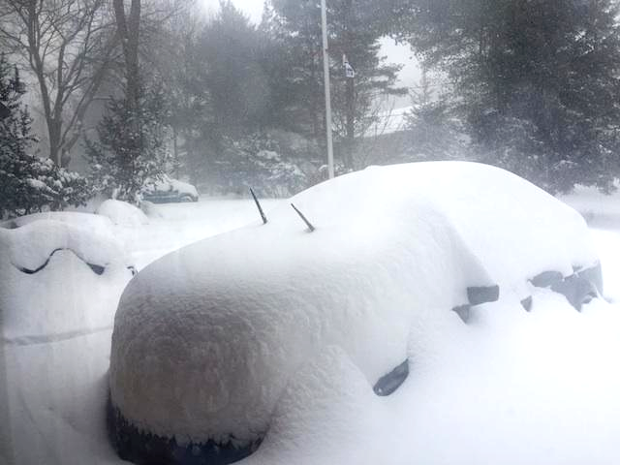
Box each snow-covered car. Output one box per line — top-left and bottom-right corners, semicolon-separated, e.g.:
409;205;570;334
108;162;601;465
0;213;137;465
0;212;136;343
141;176;199;203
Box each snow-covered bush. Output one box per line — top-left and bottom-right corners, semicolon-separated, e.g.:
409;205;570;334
108;162;599;464
0;54;90;219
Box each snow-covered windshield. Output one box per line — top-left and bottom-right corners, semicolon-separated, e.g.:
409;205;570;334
2;1;620;464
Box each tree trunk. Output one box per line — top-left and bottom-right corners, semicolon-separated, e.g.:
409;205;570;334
113;0;141;110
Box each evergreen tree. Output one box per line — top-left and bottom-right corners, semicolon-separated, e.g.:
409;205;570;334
177;1;314;194
85;86;170;203
402;68;467;162
200;2;268;135
0;55;90;219
265;0;406;170
399;0;620;192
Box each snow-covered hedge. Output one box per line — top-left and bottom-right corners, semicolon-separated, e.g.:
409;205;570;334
108;162;598;458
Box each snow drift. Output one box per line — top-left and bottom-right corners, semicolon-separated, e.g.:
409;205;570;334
109;161;599;454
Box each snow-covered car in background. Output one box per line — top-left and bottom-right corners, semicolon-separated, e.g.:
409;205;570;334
108;162;602;465
141;176;199;203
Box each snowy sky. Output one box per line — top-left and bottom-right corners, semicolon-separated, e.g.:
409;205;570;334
199;0;421;107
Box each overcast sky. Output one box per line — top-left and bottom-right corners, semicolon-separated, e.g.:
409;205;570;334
199;0;421;108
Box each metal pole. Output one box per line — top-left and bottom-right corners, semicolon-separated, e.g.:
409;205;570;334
320;0;335;179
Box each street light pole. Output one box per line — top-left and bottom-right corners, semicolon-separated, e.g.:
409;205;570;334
320;0;335;179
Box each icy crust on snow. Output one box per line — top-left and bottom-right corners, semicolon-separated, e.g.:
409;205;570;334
0;217;134;339
109;161;597;445
97;199;149;227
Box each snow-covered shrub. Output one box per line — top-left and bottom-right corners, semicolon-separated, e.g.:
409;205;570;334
85;86;171;204
0;54;90;219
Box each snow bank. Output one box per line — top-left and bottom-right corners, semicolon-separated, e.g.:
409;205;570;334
96;199;149;227
109;161;598;446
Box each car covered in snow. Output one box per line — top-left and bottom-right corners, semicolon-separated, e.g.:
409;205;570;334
0;213;136;340
107;162;602;465
141;176;199;203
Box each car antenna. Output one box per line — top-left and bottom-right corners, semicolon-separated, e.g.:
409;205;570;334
291;203;315;232
250;188;268;224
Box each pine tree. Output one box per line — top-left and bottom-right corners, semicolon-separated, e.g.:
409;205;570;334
85;86;171;203
178;1;314;194
0;55;90;219
402;68;467;162
399;0;620;193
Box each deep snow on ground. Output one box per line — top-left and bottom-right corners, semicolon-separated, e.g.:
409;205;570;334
2;178;620;465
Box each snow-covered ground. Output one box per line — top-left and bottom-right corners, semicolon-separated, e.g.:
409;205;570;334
2;175;620;465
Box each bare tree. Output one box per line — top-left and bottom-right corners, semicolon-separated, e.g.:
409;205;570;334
112;0;140;109
0;0;116;167
112;0;188;106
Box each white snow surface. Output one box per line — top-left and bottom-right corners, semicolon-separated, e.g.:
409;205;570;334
0;211;114;231
5;163;620;465
96;199;149;227
109;162;598;446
